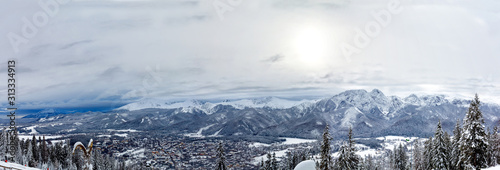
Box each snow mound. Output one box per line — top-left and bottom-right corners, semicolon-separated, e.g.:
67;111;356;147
294;160;316;170
484;166;500;170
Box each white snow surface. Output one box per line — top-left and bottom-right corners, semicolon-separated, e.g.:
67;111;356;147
485;166;500;170
280;138;317;145
117;97;315;114
0;161;40;169
294;160;316;170
249;142;271;147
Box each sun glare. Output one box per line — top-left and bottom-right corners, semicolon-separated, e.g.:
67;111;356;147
292;25;330;68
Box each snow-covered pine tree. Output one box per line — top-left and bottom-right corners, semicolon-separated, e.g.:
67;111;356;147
265;153;271;170
432;120;450;169
41;136;48;163
0;128;6;159
364;155;375;170
452;119;464;169
394;143;408;170
423;136;433;170
27;141;33;167
413;139;423;170
92;148;101;170
271;152;278;170
31;135;38;164
334;142;353;170
259;158;265;170
492;126;500;165
319;125;332;170
487;127;498;166
347;127;359;169
15;139;23;164
459;94;489;169
216;142;227;170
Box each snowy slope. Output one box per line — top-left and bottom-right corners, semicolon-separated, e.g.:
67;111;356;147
0;161;40;170
485;166;500;170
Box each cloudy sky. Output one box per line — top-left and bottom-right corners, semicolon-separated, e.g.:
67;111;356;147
1;0;499;110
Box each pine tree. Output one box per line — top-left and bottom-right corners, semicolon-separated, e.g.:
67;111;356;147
41;136;48;163
423;137;433;170
334;142;352;170
265;153;272;170
216;142;227;170
259;158;265;170
15;140;23;164
492;126;500;165
413;139;423;170
347;127;359;168
334;127;359;170
31;135;38;164
319;125;332;170
271;153;278;170
432;120;450;169
394;143;408;170
459;94;489;169
487;127;498;166
452;119;463;169
26;141;33;167
0;128;6;159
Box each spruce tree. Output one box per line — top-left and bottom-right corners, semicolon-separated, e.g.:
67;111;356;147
423;137;433;170
452;119;463;169
265;153;271;170
394;144;408;170
459;94;489;169
492;126;500;165
335;142;352;170
271;152;278;170
334;127;359;170
413;139;423;170
27;142;33;167
41;136;48;163
347;127;359;167
31;135;38;164
216;142;227;170
319;125;332;170
15;140;23;164
432;120;450;169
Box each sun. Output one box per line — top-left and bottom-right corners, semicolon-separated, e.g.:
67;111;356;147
292;25;330;68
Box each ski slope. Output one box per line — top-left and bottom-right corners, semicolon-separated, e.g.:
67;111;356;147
0;161;40;170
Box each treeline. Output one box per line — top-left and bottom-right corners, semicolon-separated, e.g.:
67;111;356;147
0;132;142;170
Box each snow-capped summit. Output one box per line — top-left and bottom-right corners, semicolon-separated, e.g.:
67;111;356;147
117;97;315;114
117;89;474;115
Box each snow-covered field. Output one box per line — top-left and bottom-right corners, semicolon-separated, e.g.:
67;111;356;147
279;138;317;145
252;148;293;165
485;166;500;170
116;148;146;158
0;161;40;170
18;135;63;141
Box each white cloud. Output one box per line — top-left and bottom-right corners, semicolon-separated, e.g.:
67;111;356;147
0;0;499;109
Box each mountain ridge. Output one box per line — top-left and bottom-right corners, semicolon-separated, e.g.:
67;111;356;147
18;89;500;140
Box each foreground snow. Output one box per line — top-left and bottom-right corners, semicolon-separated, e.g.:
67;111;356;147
294;160;316;170
280;138;317;145
0;161;40;170
485;166;500;170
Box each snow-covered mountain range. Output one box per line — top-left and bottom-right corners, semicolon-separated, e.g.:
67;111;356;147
117;97;317;114
15;89;500;140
